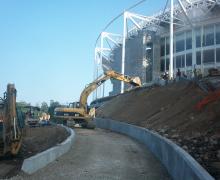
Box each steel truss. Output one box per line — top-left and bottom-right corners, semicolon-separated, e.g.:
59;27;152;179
94;0;220;98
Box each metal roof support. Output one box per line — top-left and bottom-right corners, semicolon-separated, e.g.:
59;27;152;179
102;32;122;47
177;0;193;27
100;32;118;62
169;0;174;80
121;11;153;93
185;0;192;4
129;16;142;29
100;32;121;97
101;33;104;66
121;11;127;93
94;47;101;100
127;12;150;22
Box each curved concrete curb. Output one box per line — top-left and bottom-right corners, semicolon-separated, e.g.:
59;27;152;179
21;125;75;174
95;118;214;180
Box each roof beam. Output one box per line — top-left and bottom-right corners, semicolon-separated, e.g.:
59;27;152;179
177;0;193;27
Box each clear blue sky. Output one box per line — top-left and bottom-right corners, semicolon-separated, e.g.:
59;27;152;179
0;0;166;106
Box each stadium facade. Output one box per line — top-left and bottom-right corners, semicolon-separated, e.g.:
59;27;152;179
96;0;220;97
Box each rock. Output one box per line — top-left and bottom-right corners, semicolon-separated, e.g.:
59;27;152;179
210;138;218;145
190;116;194;120
192;132;201;138
217;150;220;159
160;107;165;111
199;147;204;152
193;139;198;143
178;139;182;143
171;129;176;133
197;158;202;162
159;129;166;133
171;134;179;138
194;153;200;158
164;134;169;137
203;154;209;160
182;145;188;150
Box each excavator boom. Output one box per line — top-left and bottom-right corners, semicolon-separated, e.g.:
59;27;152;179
79;70;141;112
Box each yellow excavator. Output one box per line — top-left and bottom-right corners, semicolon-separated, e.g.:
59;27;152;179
54;70;142;128
0;84;22;156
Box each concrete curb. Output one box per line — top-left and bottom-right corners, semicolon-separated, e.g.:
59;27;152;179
95;118;214;180
21;125;75;174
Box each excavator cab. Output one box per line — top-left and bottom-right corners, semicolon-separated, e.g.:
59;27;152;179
69;102;80;108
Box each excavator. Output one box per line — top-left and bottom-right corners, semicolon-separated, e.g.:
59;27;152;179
54;70;142;128
0;84;22;156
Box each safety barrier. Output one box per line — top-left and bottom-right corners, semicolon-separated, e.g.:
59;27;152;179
95;118;214;180
21;125;75;174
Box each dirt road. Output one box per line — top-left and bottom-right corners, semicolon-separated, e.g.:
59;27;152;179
12;128;170;180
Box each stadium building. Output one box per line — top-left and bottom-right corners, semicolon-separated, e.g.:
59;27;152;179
95;0;220;97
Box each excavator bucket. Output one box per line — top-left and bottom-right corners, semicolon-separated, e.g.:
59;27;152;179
130;77;142;87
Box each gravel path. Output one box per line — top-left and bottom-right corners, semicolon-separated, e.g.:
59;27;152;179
12;128;170;180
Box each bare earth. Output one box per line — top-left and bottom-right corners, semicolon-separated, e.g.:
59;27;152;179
12;129;170;180
97;81;220;179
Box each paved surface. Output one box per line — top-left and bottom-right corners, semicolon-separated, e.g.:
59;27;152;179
12;129;170;180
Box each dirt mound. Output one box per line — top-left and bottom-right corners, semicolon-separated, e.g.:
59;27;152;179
22;125;69;158
97;81;220;179
0;125;69;179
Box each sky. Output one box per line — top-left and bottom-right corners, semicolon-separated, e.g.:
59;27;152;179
0;0;167;106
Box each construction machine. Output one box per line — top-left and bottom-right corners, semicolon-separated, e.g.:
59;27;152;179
23;105;41;127
0;84;22;156
54;70;142;128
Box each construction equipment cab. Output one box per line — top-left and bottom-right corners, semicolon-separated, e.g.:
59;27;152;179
54;70;142;128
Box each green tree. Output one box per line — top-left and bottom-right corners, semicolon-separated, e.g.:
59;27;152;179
48;100;60;117
41;102;49;113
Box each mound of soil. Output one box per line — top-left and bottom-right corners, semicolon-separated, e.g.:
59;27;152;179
0;125;69;179
22;125;69;158
97;81;220;179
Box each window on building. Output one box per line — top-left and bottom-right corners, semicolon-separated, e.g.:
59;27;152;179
186;31;192;50
216;24;220;45
160;38;165;57
166;45;170;56
161;45;165;57
176;55;185;68
196;51;201;65
160;59;165;72
165;37;170;55
176;33;185;52
203;49;215;63
203;25;214;46
216;48;220;62
166;58;170;71
195;28;201;48
186;53;192;67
